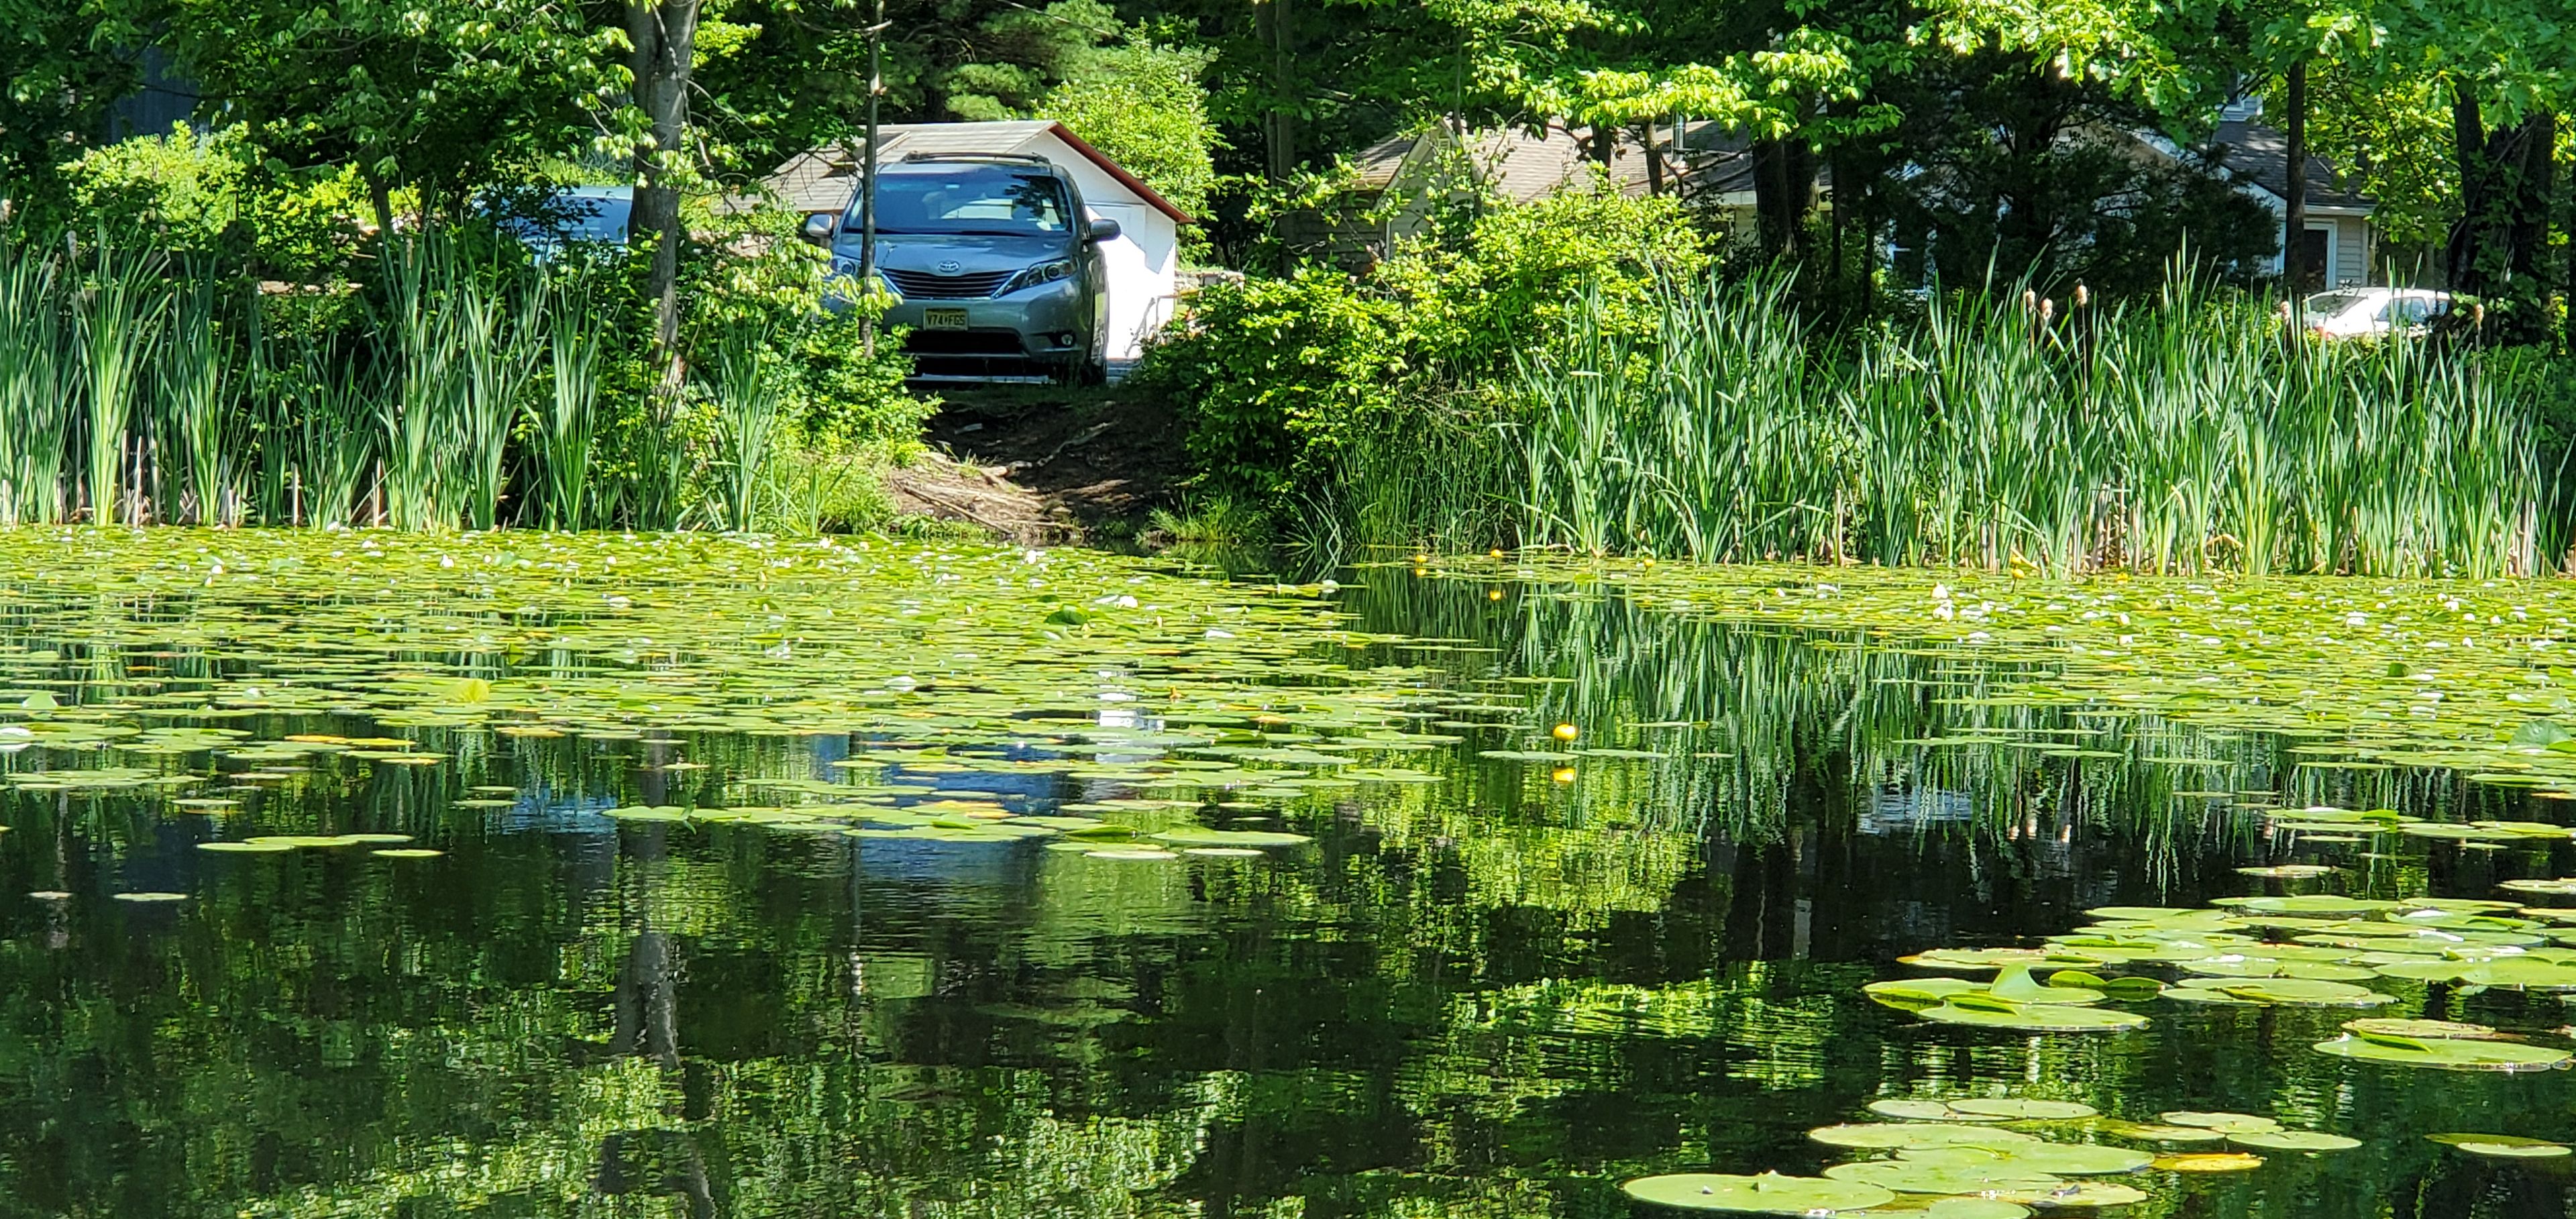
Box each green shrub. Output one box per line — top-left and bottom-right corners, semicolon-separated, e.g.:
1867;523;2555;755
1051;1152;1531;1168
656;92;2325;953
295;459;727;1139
1040;40;1219;221
1140;189;1711;502
61;124;371;280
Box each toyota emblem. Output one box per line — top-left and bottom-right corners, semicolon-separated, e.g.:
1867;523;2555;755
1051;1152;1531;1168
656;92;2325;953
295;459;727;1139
936;260;962;274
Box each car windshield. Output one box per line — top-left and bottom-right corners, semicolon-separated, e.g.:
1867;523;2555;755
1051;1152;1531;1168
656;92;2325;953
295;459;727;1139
850;169;1069;236
2304;290;2373;319
557;195;632;242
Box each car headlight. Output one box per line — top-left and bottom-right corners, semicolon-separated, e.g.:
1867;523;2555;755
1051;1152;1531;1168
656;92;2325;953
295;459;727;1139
1004;258;1077;294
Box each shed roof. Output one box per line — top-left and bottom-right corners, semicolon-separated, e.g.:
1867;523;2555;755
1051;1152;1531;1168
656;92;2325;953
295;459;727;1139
757;121;1192;223
1352;121;1655;202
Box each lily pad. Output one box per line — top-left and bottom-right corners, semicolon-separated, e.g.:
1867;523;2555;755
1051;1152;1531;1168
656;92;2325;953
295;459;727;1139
2096;1121;2226;1144
2426;1134;2572;1158
2343;1018;2510;1040
2159;1112;2281;1134
1819;1160;2059;1196
2153;1153;2265;1172
1919;1201;2032;1219
1943;1099;2098;1122
1917;1000;2147;1032
1808;1124;2035;1151
2229;1130;2361;1152
1148;827;1314;849
1619;1172;1895;1213
1868;1099;1990;1122
1901;1143;2151;1175
1984;1181;2149;1208
2313;1032;2573;1071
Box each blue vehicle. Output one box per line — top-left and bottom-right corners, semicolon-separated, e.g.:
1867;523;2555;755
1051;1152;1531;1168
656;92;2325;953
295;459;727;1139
804;154;1118;380
493;186;633;262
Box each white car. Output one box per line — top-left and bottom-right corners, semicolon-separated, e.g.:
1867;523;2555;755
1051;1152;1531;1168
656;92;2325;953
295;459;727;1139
2301;287;2453;339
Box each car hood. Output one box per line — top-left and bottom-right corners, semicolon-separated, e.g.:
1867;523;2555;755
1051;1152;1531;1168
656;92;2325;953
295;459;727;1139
833;232;1071;272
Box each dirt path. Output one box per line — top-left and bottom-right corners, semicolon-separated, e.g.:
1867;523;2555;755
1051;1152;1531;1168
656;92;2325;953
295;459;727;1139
882;387;1187;545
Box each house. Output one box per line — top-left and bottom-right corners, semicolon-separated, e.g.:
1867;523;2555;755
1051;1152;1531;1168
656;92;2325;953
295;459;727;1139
1289;106;2387;290
755;120;1192;363
2200;114;2377;290
1279;119;1668;267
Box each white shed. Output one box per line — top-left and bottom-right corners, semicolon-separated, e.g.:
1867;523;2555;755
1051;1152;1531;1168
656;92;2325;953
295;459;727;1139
760;121;1193;363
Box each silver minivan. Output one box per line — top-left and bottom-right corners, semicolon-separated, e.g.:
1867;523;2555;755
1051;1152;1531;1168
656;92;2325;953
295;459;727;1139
805;153;1118;380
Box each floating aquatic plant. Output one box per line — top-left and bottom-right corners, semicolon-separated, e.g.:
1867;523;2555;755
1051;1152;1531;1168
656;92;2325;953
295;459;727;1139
1618;1172;1893;1213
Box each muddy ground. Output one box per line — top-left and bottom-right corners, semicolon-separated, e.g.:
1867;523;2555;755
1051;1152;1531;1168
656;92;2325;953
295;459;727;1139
881;386;1189;546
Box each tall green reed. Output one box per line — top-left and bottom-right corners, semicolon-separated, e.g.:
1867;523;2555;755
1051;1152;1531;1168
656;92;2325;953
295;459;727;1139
162;270;237;525
1497;274;2550;577
286;333;379;527
532;270;606;530
706;327;786;533
0;237;73;524
72;235;169;526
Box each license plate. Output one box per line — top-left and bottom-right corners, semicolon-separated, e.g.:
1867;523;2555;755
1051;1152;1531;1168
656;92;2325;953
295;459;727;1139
922;307;969;331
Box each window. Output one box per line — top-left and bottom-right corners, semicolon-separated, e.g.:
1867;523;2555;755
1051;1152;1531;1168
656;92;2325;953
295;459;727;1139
851;170;1071;236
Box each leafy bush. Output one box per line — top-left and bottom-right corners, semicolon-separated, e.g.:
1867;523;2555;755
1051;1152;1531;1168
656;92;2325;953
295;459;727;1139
1041;39;1220;220
1140;189;1711;499
60;124;372;280
678;205;932;462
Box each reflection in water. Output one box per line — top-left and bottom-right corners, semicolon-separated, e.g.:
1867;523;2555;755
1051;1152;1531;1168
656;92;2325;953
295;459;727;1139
0;570;2569;1217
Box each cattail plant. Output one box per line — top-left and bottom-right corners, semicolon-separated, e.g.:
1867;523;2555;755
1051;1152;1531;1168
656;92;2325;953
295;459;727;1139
706;325;786;533
531;269;606;530
72;234;169;525
0;238;73;524
161;268;237;525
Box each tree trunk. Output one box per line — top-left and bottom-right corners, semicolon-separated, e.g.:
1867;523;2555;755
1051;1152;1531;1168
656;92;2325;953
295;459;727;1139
1260;0;1295;181
2447;89;2492;295
363;172;394;241
2283;60;2308;301
2506;111;2556;283
1642;122;1666;196
628;0;700;390
1751;136;1815;262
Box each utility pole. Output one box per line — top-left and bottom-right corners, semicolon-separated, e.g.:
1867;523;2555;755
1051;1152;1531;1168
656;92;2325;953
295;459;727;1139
859;0;888;356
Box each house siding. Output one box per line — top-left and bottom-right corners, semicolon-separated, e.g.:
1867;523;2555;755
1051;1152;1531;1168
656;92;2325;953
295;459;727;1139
2334;215;2367;287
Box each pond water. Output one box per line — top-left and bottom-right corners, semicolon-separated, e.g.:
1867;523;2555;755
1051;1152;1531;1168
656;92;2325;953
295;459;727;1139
3;532;2576;1218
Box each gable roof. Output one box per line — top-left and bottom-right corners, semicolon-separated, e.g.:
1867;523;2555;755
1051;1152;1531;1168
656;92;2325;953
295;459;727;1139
757;121;1192;223
2208;119;2373;212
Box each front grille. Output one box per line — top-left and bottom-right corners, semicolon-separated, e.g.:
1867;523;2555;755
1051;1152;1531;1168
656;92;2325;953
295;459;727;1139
904;330;1028;355
884;268;1014;299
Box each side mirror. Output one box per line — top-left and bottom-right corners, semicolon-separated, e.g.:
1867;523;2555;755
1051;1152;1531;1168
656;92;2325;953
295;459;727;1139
800;213;837;246
1085;217;1122;244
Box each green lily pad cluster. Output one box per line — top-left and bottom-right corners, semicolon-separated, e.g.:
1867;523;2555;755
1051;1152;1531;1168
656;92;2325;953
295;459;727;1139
199;833;417;853
1625;1097;2365;1214
1433;558;2576;806
1865;966;2152;1033
2263;805;2576;846
594;801;1315;857
2314;1017;2572;1071
1879;889;2576;1067
0;532;1466;840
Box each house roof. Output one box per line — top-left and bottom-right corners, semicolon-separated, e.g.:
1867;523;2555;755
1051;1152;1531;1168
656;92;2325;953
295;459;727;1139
755;120;1193;223
1353;120;1657;203
2208;119;2373;212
